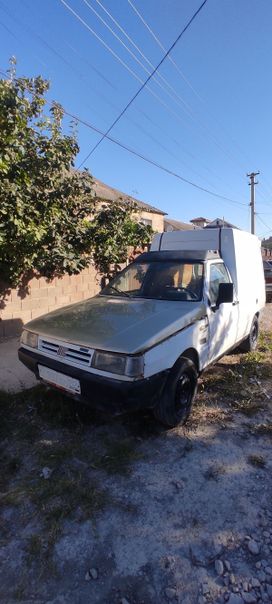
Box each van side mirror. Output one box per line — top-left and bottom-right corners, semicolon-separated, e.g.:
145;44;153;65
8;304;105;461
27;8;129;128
217;283;234;306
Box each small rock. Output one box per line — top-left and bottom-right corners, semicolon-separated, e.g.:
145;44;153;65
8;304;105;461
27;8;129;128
251;578;260;588
89;568;98;580
215;560;224;576
256;570;266;582
172;480;184;490
202;583;210;595
261;559;268;567
255;562;261;569
224;560;231;572
40;466;53;479
247;540;260;555
266;584;272;597
121;599;130;604
227;594;243;604
85;568;98;581
229;574;235;585
242;582;249;592
241;593;257;603
165;587;177;599
263;531;270;538
265;566;272;575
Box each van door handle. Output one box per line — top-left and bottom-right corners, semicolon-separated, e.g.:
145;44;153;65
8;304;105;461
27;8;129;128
232;301;239;306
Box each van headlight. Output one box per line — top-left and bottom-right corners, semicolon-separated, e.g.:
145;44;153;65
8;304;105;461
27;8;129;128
92;351;144;378
21;330;39;349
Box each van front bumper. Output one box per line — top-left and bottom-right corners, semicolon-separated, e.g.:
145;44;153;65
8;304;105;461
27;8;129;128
18;347;168;414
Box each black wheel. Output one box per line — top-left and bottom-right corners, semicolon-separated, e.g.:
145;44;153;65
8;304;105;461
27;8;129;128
240;316;259;352
153;357;198;427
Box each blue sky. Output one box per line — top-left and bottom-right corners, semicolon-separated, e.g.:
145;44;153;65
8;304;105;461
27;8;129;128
1;0;272;238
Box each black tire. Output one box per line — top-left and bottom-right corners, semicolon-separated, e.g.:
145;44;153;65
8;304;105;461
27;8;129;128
153;357;198;428
240;315;259;352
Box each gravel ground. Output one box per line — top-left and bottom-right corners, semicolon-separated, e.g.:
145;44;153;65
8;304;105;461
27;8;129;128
0;305;271;604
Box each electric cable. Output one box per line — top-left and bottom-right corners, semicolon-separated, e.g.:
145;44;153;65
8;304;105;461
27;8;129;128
75;0;208;165
127;0;271;187
63;106;248;208
256;215;272;234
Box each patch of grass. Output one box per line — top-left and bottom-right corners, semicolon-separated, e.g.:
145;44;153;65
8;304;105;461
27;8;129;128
231;400;264;416
25;534;43;563
204;464;226;481
251;422;272;438
29;473;107;522
35;439;79;467
13;581;27;601
247;454;266;468
201;333;272;413
93;438;143;475
258;331;272;353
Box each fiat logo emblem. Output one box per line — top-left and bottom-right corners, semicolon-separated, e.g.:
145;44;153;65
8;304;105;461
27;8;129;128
57;346;67;357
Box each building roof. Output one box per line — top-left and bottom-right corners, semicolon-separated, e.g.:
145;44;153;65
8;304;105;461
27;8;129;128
205;218;239;229
190;217;212;223
92;178;166;216
164;217;197;231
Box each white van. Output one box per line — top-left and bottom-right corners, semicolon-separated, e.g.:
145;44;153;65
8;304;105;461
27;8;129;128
19;227;265;427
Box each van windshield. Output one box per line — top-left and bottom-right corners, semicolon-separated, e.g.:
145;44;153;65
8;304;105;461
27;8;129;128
101;261;204;301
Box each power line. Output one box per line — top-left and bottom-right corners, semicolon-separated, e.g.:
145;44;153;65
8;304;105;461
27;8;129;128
60;0;243;190
256;214;272;234
1;3;228;192
78;0;253;186
60;0;200;137
89;0;193;114
127;0;202;99
127;0;269;185
63;106;247;208
77;0;208;165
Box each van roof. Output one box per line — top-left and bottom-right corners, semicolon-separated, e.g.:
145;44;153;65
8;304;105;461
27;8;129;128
134;250;221;263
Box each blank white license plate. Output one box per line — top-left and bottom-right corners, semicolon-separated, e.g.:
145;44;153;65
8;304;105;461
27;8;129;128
38;365;81;395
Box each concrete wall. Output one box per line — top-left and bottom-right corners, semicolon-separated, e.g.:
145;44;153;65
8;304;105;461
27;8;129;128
0;265;101;338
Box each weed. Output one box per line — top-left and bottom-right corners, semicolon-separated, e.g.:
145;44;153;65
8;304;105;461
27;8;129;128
231;400;264;416
29;472;107;522
204;464;226;481
93;438;143;475
251;423;272;438
25;534;43;563
247;454;266;468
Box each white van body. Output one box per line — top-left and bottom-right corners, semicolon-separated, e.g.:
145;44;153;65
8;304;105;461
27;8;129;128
148;227;265;374
19;227;266;426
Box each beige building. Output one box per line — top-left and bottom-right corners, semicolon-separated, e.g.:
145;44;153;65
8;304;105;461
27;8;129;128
93;178;166;233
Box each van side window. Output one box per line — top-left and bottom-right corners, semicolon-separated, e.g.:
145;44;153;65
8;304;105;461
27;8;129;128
209;263;230;306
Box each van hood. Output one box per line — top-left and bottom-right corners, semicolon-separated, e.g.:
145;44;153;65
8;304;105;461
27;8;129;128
25;295;206;354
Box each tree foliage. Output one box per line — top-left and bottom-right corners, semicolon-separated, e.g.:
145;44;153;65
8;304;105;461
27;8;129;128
0;62;152;288
90;200;152;280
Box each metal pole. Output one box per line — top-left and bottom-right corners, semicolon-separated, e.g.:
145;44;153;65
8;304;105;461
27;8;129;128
247;172;259;234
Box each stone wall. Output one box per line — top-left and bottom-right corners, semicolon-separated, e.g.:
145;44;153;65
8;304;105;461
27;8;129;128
0;265;101;338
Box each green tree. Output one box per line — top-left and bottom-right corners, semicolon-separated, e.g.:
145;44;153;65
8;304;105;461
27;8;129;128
0;61;152;288
90;200;152;281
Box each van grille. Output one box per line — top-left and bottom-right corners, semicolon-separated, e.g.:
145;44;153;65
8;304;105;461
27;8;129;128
38;338;93;368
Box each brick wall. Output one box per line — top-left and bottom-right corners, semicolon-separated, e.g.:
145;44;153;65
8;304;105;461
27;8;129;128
0;265;101;338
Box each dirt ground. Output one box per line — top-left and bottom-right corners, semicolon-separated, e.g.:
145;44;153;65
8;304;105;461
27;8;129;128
0;305;271;604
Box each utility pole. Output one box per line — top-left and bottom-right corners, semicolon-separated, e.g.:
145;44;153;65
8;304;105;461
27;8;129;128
247;171;259;234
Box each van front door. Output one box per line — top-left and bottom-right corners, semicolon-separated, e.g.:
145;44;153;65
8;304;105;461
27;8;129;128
207;262;239;362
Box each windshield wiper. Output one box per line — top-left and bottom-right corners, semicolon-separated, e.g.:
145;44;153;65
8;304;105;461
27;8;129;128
108;285;131;298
